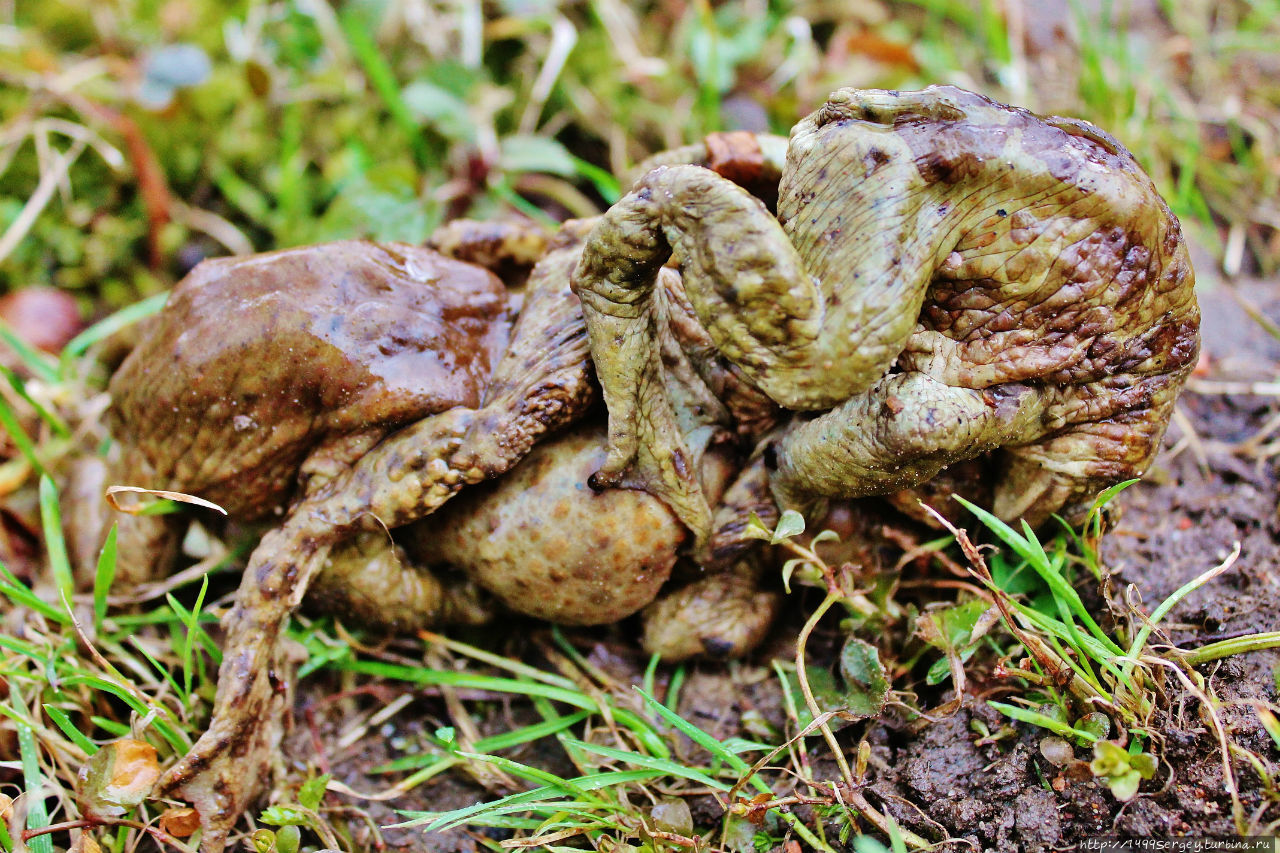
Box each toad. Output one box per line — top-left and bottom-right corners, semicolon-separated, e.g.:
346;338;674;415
572;85;1199;540
93;85;1198;850
94;218;776;850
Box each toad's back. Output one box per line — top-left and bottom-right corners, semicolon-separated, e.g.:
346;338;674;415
109;241;512;518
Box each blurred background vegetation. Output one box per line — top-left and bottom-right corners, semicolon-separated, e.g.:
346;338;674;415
1;0;1278;320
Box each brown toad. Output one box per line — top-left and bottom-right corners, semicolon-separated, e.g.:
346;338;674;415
95;221;769;850
94;85;1199;851
572;85;1199;538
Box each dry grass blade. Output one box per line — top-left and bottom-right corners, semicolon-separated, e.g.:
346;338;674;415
104;486;227;516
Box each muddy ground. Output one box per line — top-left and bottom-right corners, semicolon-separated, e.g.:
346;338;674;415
284;255;1278;853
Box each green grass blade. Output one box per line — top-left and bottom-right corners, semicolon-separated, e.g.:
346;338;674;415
959;497;1124;657
93;523;118;632
473;711;589;753
492;179;559;227
570;155;620;204
1125;544;1242;667
433;801;610;827
402;799;624;830
1016;605;1127;683
58;292;168;375
0;320;58;383
0;563;70;625
664;666;686;713
18;723;53;853
42;704;98;755
402;769;661;831
954;496;1034;561
296;637;350;679
335;660;606;709
38;475;74;604
634;685;754;776
412;778;583;824
177;575;209;704
406;811;547;830
560;736;727;790
452;752;597;800
377;755;459;788
0;703;37;730
419;633;579;689
125;635;188;708
59;674;188;752
0;393;47;478
0;632;44;657
336;659;666;756
90;716;131;737
988;700;1100;742
1183;631;1280;665
338;8;434;171
0;365;69;436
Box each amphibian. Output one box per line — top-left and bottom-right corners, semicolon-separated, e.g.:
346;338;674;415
91;85;1200;851
98;220;771;850
572;85;1199;539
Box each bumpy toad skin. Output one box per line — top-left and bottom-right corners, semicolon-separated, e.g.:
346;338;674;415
101;242;513;584
572;85;1199;536
148;228;598;851
405;423;732;626
109;241;512;520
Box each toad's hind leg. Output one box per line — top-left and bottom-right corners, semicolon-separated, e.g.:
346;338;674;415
154;406;479;853
159;229;596;852
308;531;492;631
770;373;1048;519
641;561;780;661
993;399;1174;527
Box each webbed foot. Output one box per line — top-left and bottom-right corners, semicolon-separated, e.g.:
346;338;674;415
641;560;779;660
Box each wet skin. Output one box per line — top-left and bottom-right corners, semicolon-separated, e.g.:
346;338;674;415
93;86;1197;850
99;221;770;850
572;85;1199;540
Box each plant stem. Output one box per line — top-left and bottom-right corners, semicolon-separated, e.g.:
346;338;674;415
795;592;855;787
1182;631;1280;665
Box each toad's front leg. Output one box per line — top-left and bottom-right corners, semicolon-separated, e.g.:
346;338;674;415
571;146;946;540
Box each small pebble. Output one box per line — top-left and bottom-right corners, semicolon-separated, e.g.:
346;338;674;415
0;286;84;352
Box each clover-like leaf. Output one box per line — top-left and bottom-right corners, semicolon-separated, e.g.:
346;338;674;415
1089;740;1129;776
770;509;806;543
1090;740;1156;802
1128;751;1157;779
1108;769;1142;802
742;511;774;541
837;637;890;719
298;773;330;811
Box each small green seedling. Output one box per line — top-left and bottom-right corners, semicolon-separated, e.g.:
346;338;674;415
1090;740;1157;802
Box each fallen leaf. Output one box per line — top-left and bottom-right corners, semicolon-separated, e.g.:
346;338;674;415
106;485;227;516
76;739;161;819
159;806;202;837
